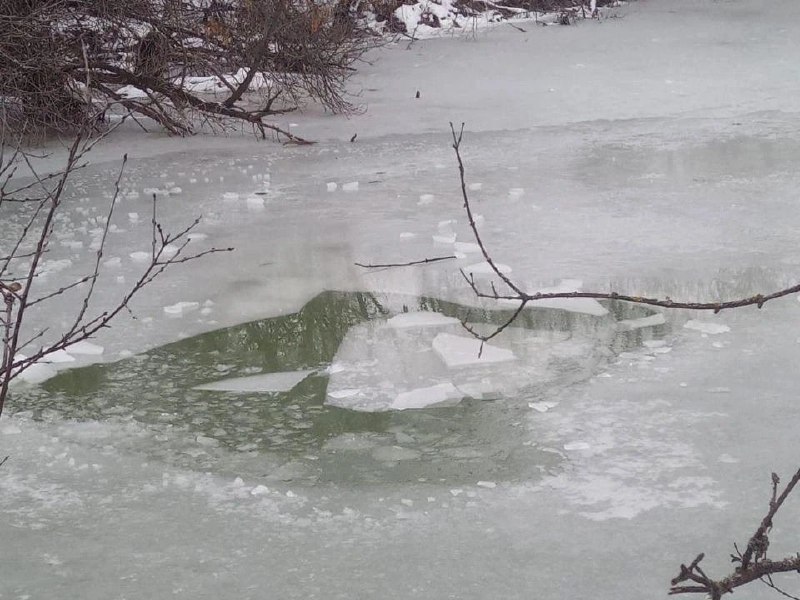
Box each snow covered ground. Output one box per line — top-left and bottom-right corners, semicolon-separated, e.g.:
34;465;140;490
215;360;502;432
4;1;800;598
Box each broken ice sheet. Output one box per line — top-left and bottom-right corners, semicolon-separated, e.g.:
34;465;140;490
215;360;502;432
193;370;314;393
385;311;460;329
432;333;516;368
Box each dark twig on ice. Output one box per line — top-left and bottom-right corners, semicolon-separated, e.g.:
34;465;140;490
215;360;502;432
355;255;456;269
669;468;800;599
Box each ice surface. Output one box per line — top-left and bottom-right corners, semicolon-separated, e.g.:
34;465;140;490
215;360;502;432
7;3;800;599
432;333;516;367
684;319;730;335
193;370;314;393
464;261;511;275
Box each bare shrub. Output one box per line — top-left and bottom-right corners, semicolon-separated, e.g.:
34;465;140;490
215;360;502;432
0;0;377;140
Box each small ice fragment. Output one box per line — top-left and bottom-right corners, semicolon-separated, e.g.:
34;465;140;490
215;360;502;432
432;333;516;367
286;490;297;498
328;388;359;399
163;301;201;316
129;251;150;262
528;401;558;413
476;481;496;489
169;187;182;195
250;484;270;496
386;311;459;329
564;441;590;451
473;214;485;226
118;350;133;358
326;182;338;192
618;313;666;330
418;194;434;205
128;212;139;223
684;320;730;335
223;192;240;201
465;261;511;275
438;219;456;231
193;370;314;393
707;387;731;394
399;232;417;239
467;183;483;191
103;257;121;268
718;454;738;464
196;435;219;447
342;181;359;192
400;498;413;507
508;188;525;198
69;341;104;356
233;477;245;487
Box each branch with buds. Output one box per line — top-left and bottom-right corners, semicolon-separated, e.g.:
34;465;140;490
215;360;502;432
0;128;232;419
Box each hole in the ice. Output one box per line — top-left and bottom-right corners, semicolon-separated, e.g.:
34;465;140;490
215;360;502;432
14;291;668;485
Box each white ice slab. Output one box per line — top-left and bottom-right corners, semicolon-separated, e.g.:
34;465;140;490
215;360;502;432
390;382;463;410
432;333;516;368
386;312;460;329
618;313;666;330
193;370;314;393
68;341;104;356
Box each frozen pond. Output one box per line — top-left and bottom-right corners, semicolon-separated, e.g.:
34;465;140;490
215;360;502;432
4;1;800;599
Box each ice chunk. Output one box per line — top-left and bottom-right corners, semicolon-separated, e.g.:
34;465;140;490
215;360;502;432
163;301;201;316
328;388;360;399
193;370;314;393
476;481;496;489
390;382;463;410
42;350;76;364
465;261;511;275
619;313;666;330
528;401;558;413
128;212;139;223
69;341;104;356
250;485;270;496
326;182;337;192
432;333;516;368
342;181;359;192
399;232;417;239
684;320;730;335
386;311;460;329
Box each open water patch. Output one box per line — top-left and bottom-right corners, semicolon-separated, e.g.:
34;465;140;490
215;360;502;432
13;291;668;485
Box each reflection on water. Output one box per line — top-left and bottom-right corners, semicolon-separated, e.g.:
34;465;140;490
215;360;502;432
13;291;667;485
